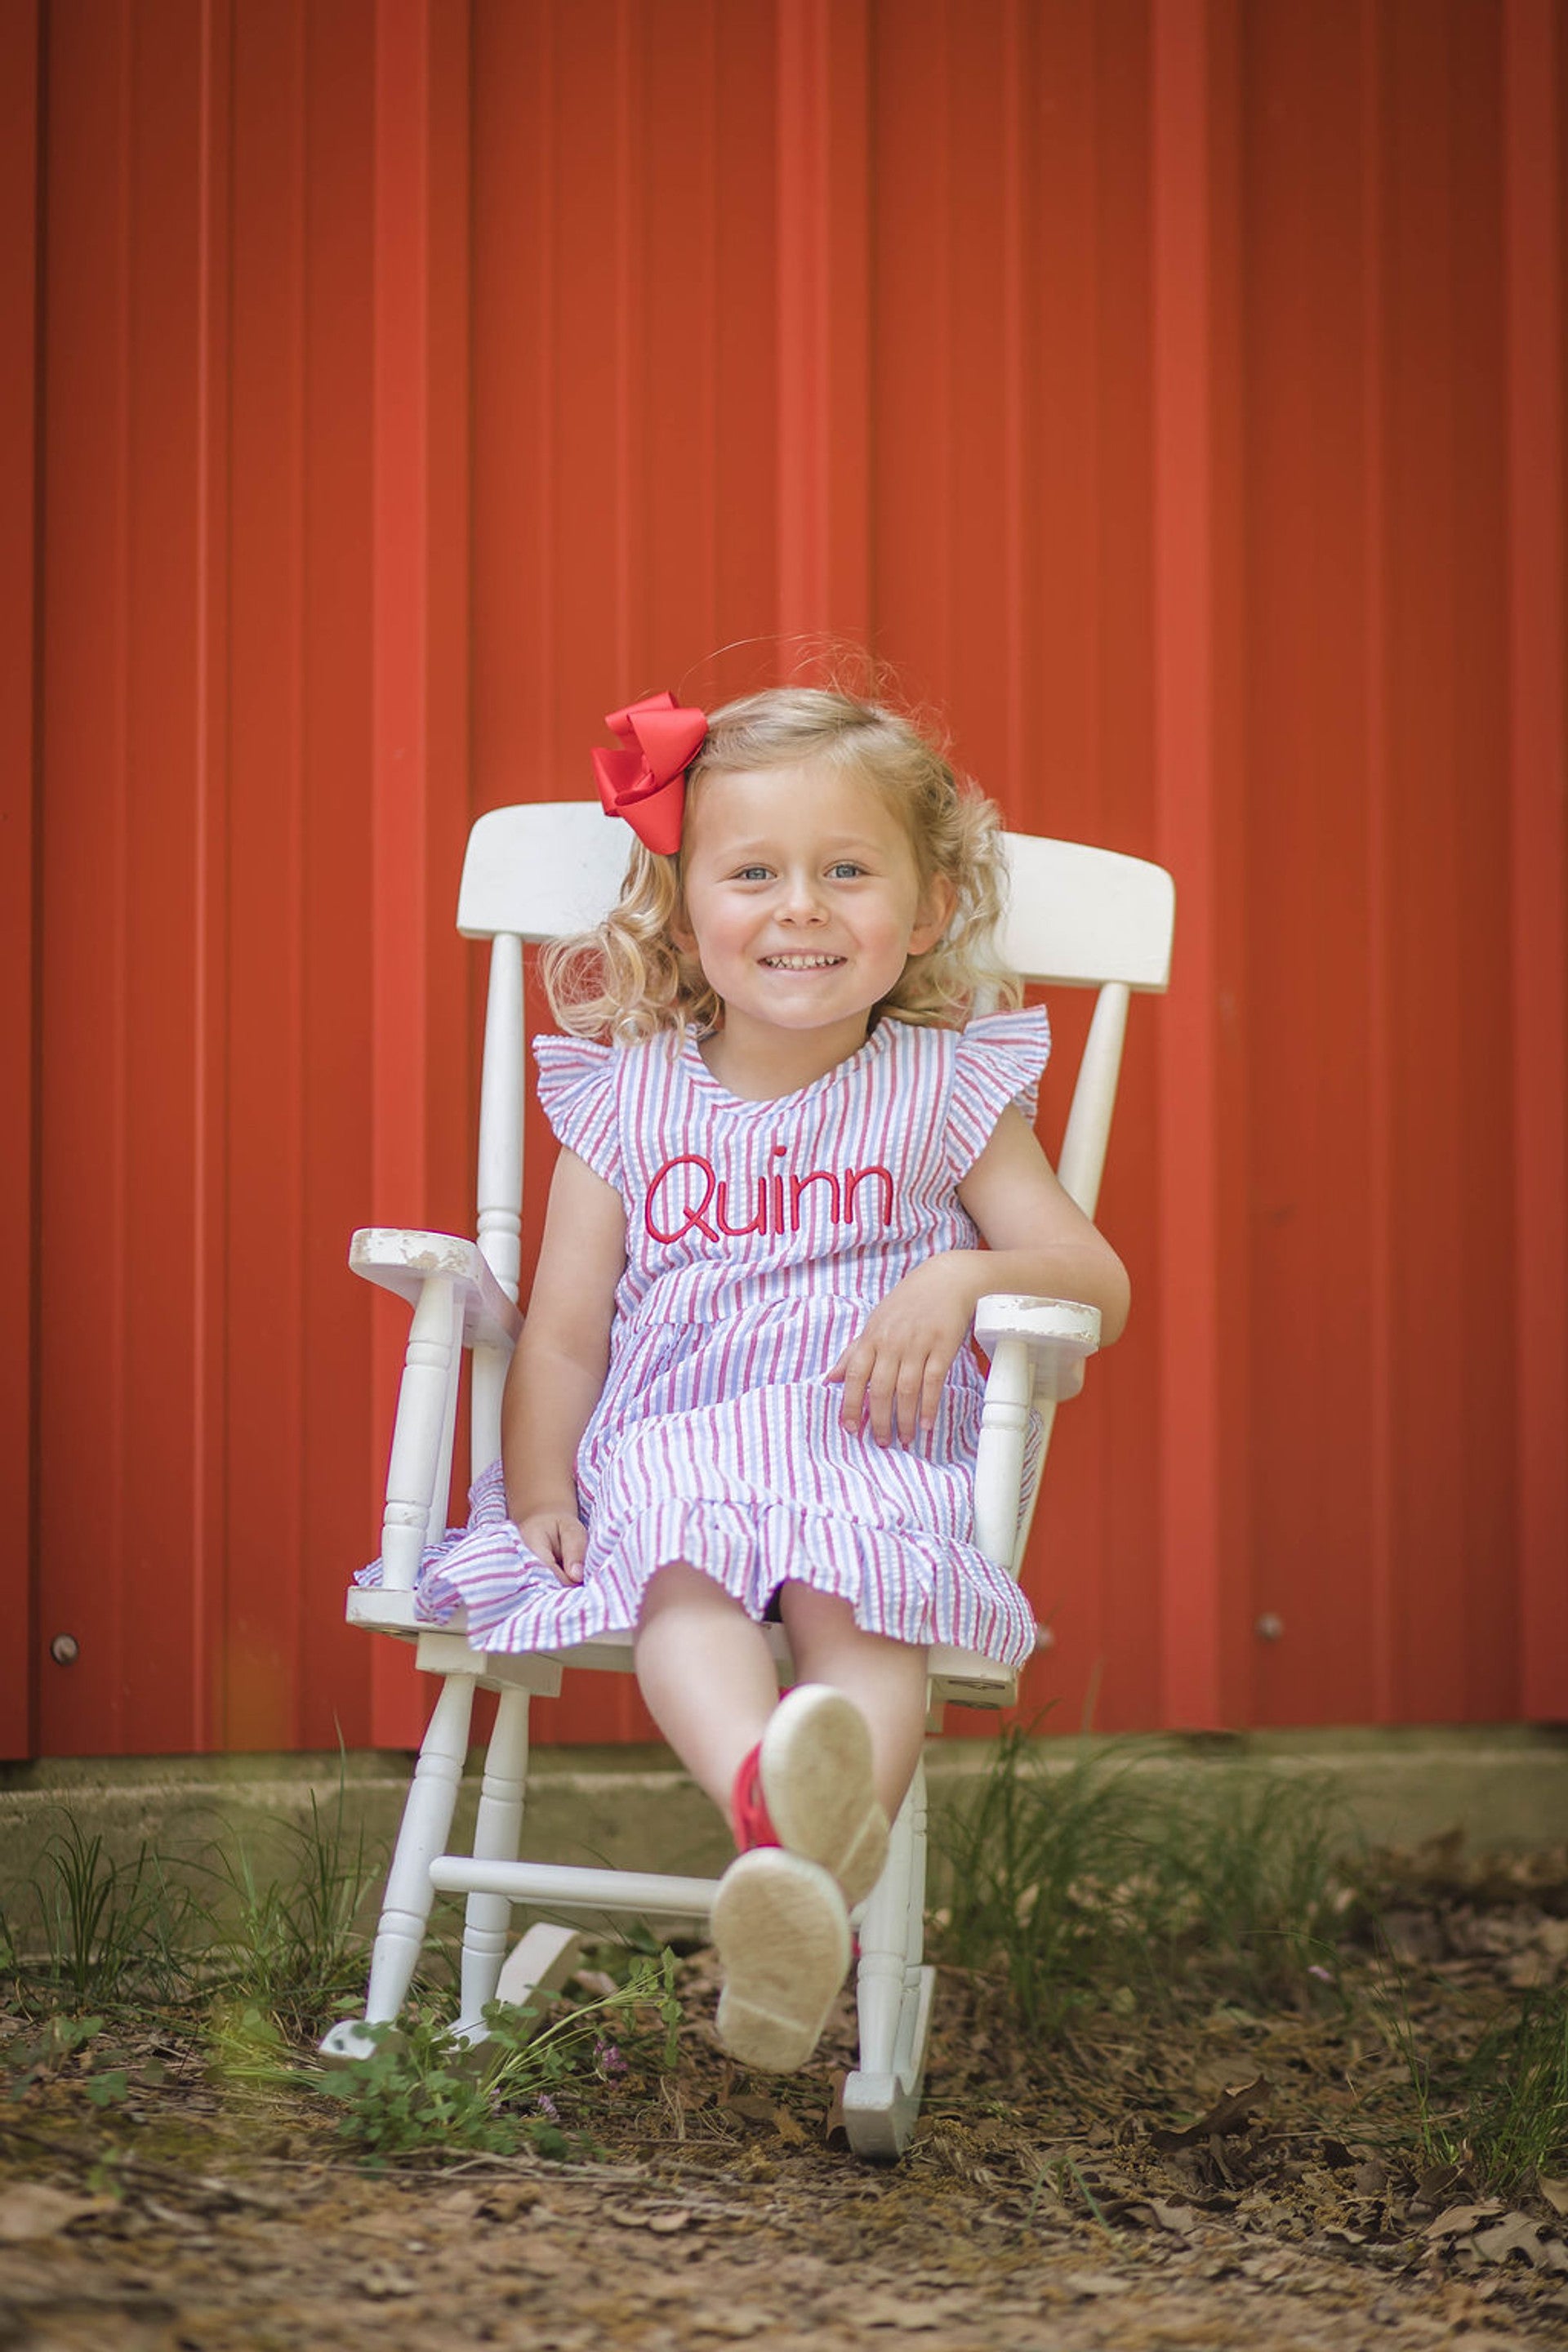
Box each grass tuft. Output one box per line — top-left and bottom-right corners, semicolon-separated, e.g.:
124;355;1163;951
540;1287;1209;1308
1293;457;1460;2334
1459;1982;1568;2190
11;1815;200;2007
932;1727;1357;2032
188;1790;383;2037
1416;1980;1568;2194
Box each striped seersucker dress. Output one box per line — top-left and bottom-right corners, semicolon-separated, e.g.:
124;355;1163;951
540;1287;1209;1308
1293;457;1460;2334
371;1008;1051;1668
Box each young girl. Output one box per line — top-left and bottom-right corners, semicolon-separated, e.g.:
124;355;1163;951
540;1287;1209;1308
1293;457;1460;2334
412;685;1129;2072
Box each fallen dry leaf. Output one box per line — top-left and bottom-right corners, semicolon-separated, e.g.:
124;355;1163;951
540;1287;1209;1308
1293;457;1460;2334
722;2092;805;2142
1240;2252;1298;2283
1469;2212;1568;2273
1425;2202;1505;2238
850;2292;948;2329
608;2205;694;2234
0;2184;114;2241
1149;2076;1270;2150
355;2262;418;2300
1414;2161;1470;2204
686;2306;777;2338
474;2182;541;2223
1061;2269;1132;2297
1539;2176;1568;2216
432;2186;483;2218
1144;2198;1200;2235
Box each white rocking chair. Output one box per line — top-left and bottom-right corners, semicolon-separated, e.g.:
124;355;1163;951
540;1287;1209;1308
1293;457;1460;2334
327;804;1174;2159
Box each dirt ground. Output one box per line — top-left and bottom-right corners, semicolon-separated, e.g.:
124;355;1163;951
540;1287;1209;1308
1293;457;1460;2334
4;1850;1568;2352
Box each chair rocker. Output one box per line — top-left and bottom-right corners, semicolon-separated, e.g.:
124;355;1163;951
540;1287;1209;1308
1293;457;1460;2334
327;802;1174;2159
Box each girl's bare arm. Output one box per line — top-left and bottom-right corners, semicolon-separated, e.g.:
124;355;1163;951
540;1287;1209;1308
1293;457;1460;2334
501;1146;627;1582
956;1103;1130;1336
831;1107;1130;1446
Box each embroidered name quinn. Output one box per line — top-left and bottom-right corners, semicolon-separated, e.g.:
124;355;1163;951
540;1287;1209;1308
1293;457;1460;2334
644;1147;897;1244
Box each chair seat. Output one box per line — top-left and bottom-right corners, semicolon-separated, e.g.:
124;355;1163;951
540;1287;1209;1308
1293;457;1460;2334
346;1584;1019;1707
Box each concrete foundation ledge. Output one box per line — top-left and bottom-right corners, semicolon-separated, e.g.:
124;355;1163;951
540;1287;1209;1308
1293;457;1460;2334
2;1727;1565;1949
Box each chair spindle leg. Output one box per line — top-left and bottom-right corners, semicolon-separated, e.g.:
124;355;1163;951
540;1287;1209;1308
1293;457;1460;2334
456;1685;532;2040
855;1780;916;2075
319;1673;476;2060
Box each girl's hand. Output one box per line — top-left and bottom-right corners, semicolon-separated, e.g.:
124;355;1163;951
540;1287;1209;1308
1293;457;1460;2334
826;1257;978;1446
514;1507;589;1586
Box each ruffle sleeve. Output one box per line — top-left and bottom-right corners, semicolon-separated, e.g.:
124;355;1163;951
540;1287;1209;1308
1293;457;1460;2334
532;1033;622;1187
946;1006;1053;1176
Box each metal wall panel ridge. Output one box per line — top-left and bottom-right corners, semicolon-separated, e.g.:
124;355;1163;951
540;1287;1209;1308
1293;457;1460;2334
14;0;1567;1757
1505;0;1568;1719
37;0;216;1755
1;0;42;1759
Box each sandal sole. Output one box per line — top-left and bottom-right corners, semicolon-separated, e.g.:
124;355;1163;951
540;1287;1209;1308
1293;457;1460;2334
711;1848;849;2073
760;1683;890;1909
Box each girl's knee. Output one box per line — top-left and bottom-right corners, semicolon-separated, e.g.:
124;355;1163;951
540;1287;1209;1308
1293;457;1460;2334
776;1584;880;1665
774;1581;855;1639
776;1583;924;1671
637;1557;743;1628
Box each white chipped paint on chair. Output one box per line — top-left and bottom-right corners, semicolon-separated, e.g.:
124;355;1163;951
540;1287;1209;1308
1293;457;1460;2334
324;804;1174;2154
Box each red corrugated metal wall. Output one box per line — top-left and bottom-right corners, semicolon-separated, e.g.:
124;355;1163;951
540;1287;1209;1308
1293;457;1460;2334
4;0;1564;1761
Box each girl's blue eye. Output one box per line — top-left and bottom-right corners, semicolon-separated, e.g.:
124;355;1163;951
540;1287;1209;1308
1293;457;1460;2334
829;862;864;880
735;866;771;882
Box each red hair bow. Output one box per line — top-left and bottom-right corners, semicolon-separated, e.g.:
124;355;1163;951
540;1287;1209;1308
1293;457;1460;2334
590;692;707;856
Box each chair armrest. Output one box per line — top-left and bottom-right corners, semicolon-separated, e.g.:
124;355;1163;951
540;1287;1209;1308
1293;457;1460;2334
974;1294;1100;1402
350;1228;522;1354
971;1296;1100;1574
352;1232;521;1593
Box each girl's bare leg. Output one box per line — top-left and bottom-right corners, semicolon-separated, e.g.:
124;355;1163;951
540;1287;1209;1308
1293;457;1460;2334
639;1568;858;2074
634;1561;780;1814
775;1584;929;1822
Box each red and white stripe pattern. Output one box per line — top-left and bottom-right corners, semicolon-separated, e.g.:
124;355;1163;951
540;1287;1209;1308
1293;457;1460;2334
362;1010;1051;1667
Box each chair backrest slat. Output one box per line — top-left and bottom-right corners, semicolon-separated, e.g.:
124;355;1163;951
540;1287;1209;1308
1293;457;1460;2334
1056;982;1129;1221
476;936;525;1300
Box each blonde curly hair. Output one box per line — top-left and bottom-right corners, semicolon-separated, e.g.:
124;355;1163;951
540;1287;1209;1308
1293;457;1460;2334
542;687;1021;1041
